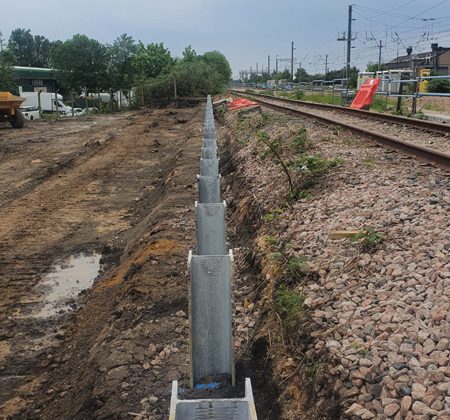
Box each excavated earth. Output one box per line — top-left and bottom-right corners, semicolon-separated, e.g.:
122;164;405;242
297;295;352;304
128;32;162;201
0;108;205;419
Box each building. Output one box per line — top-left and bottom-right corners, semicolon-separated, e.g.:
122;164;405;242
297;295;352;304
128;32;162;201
13;66;57;93
385;44;450;75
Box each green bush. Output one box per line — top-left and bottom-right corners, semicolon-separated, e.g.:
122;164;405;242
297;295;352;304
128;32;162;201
427;78;450;93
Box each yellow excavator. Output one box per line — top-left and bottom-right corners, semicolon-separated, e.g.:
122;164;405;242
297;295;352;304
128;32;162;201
0;92;25;128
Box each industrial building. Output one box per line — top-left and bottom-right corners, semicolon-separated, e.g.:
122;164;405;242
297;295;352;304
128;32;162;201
385;43;450;75
12;66;57;93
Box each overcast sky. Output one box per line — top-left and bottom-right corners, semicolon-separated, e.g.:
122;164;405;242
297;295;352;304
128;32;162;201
2;0;450;77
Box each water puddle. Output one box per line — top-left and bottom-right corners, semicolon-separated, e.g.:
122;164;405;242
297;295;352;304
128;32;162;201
32;253;101;318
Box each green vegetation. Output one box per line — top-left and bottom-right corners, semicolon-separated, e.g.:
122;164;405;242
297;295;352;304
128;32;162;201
254;125;342;200
263;208;284;223
275;287;305;332
0;31;15;92
291;154;343;192
2;27;231;105
427;78;450;93
351;226;383;252
363;156;375;167
292;127;309;153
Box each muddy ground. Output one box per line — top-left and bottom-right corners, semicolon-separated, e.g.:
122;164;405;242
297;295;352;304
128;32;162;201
0;107;208;419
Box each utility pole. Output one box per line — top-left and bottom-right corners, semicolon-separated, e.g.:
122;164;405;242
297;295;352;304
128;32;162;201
268;55;271;75
325;54;328;79
338;4;356;99
276;55;279;74
256;63;258;75
291;41;295;82
378;40;384;70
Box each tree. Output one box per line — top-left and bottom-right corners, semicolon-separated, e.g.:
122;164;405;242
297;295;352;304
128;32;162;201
133;42;174;82
0;32;15;92
366;62;386;72
50;34;109;92
8;28;35;66
295;67;309;82
33;35;51;67
182;45;197;62
107;33;138;89
200;51;231;85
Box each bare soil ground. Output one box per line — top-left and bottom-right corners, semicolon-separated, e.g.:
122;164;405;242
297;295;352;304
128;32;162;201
0;108;202;419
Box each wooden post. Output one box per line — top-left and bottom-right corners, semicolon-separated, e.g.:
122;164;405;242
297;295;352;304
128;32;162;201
37;90;42;118
55;91;59;119
396;81;403;113
109;89;113;113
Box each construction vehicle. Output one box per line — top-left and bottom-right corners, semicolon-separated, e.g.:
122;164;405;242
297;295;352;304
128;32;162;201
0;92;25;128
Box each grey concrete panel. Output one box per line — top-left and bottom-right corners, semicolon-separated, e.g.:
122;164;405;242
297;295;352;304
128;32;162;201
198;175;221;203
200;158;219;177
188;252;234;386
203;137;217;148
201;147;217;159
204;128;216;139
196;202;227;255
169;379;258;420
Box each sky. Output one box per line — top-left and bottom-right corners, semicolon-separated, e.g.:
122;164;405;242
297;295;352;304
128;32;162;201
2;0;450;78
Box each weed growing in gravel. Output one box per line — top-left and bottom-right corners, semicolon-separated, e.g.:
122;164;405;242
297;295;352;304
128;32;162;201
351;226;383;252
363;156;375;167
256;130;296;197
238;113;271;133
342;137;355;145
263;208;284;223
291;154;343;191
305;361;323;389
263;235;278;246
288;255;308;280
275;286;305;332
292;127;309;153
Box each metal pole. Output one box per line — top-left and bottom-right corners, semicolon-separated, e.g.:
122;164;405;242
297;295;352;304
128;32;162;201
276;55;279;74
346;4;353;98
291;41;295;82
268;55;271;75
325;54;328;79
378;40;383;70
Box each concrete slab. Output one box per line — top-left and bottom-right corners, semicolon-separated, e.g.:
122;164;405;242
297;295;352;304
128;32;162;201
169;378;257;420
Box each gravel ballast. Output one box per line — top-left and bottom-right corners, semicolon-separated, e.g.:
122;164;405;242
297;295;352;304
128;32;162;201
220;106;450;419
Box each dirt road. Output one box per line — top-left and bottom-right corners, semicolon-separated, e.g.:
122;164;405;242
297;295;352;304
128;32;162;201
0;108;202;418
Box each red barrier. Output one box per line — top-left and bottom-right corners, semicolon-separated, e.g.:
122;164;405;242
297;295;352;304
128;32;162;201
228;98;259;111
350;78;381;110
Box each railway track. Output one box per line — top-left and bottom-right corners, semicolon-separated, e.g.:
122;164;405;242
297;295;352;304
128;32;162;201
228;89;450;172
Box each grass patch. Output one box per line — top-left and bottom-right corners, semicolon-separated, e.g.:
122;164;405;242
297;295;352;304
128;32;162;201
351;226;383;252
275;286;305;332
263;208;284;223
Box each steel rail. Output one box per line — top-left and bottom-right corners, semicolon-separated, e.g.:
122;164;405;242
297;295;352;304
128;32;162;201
228;89;450;136
229;91;450;172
